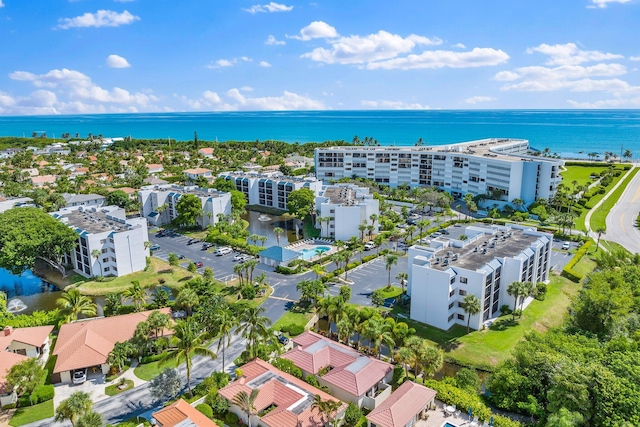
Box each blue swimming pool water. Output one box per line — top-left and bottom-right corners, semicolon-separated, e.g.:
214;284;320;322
443;423;459;427
298;246;331;260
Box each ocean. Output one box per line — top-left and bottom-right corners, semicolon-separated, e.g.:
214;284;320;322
1;110;639;159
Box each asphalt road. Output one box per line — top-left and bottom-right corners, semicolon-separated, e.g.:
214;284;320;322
605;166;640;254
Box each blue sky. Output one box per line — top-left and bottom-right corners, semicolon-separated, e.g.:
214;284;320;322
0;0;638;114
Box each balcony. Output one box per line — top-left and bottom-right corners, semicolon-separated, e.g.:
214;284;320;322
363;381;392;409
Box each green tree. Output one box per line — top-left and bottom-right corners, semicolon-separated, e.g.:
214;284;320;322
461;294;481;332
161;317;216;397
287;188;316;219
188;261;197;273
238;306;272;359
5;358;46;398
0;207;78;274
297;279;327;306
455;367;481;391
385;254;398;287
175;287;200;316
215;308;238;370
232;389;260;427
123;281;147;312
147;309;171;338
57;288;97;324
76;411;103;427
507;281;526;319
168;252;179;267
545;408;584;427
273;227;285;246
54;391;93;427
107;341;134;373
175;194;203;227
396;272;408;294
149;368;181;403
230;190;247;213
212;177;236;193
203;267;214;282
106;190;130;208
595;226;606;251
104;292;121;316
339;285;351;303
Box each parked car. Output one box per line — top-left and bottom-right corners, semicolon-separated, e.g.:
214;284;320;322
195;261;204;268
73;368;87;384
562;242;571;250
364;242;376;251
430;232;442;238
215;247;233;256
150;244;160;251
202;243;215;250
439;229;449;235
278;334;290;345
177;254;186;260
233;253;247;261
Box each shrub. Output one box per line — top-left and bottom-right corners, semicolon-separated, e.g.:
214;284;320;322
562;241;592;282
196;403;214;419
141;351;168;364
343;402;363;427
206;391;229;416
271;358;303;379
280;324;305;337
535;282;547;300
305;375;320;388
392;365;405;387
30;384;54;403
225;412;239;425
240;285;257;300
213;419;224;427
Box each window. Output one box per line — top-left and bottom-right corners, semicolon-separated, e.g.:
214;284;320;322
100;239;107;244
448;314;454;321
109;238;114;244
448;302;454;309
460;277;468;284
101;248;108;254
449;290;455;297
102;258;108;263
111;257;117;262
450;276;456;284
103;267;110;272
457;314;465;320
459;289;467;296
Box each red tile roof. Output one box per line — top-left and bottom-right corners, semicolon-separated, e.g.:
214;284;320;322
219;358;346;427
366;381;437;427
0;326;53;349
0;352;29;394
53;308;171;373
153;398;217;427
283;331;393;397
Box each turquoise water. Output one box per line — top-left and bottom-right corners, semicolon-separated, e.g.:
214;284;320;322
1;110;639;158
298;246;331;260
0;268;61;313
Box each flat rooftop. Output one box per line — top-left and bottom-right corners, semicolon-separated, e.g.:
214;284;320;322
168;186;227;199
221;171;318;183
55;208;136;234
321;186;369;205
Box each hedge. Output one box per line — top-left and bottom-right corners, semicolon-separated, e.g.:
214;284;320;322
196;403;214;419
30;384;54;404
207;233;262;256
141;351;168;364
561;240;593;282
422;379;521;427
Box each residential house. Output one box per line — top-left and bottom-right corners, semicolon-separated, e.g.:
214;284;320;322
282;331;393;409
30;175;56;187
152;398;218;427
219;358;346;427
147;164;164;175
198;147;215;158
184;168;212;182
366;381;437;427
52;309;171;383
62;193;106;208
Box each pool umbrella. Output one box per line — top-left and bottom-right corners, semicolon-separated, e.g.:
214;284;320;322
489;416;494;426
468;407;473;420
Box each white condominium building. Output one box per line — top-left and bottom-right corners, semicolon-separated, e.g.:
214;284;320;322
138;185;232;229
315;184;379;241
218;171;323;210
51;205;149;278
315;139;563;204
407;224;552;331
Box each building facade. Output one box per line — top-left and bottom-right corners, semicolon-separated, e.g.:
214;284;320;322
139;185;232;229
51;205;149;278
315;139;563;204
219;171;322;210
407;224;552;331
315;184;379;241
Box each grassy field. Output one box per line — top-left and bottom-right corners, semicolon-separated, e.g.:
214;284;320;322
560;165;608;188
134;359;177;381
572;168;628;232
75;258;194;295
272;307;313;332
590;167;639;231
108;417;151;427
376;285;403;299
105;379;134;396
9;400;54;426
600;239;629;253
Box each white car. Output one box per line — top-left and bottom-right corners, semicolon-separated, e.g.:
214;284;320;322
215;247;233;256
73;368;87;384
562;242;571;250
364;242;376;250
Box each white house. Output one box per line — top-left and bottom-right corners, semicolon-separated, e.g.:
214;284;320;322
51;205;149;278
219;171;322;210
315;184;379;241
139;184;232;229
183;168;212;182
407;224;552;331
61;193;106;208
315;138;564;205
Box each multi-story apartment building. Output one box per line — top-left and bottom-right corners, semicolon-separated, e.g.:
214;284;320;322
51;205;149;278
407;224;552;331
315;139;563;204
218;171;322;210
138;185;231;229
315;184;379;241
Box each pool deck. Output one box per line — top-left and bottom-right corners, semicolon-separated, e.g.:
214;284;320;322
415;401;486;427
285;239;337;258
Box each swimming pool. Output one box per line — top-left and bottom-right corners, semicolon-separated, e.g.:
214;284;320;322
298;246;331;260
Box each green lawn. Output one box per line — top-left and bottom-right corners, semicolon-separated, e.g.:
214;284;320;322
9;400;54;427
560;165;608;188
105;379;134;396
377;285;403;299
572;167;628;232
272;308;313;332
134;359;177;381
599;240;631;254
76;258;193;296
107;417;151;427
590;167;639;231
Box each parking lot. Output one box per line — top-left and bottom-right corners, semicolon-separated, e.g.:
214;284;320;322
550;239;577;272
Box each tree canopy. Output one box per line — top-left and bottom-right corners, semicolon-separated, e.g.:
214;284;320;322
175;194;203;227
286;188;316;219
0;207;78;274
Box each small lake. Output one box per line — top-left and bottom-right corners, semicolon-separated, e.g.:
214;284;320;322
0;268;62;314
242;210;301;247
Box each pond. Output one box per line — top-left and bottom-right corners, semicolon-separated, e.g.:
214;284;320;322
0;267;62;314
242;210;301;247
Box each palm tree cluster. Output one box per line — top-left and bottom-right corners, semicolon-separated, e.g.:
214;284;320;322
394;336;444;380
55;391;102;427
507;281;538;318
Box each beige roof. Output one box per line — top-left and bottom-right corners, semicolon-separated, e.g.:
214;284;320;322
53;308;171;373
184;168;212;175
366;381;437;427
0;352;29;394
198;148;214;154
31;175;57;184
153;398;217;427
0;326;53;350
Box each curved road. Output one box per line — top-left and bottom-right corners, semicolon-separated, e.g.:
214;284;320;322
605;165;640;254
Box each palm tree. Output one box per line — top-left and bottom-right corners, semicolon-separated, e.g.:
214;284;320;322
461;294;481;332
233;262;245;286
123;281;147;312
243;259;259;283
161;317;216;397
57;289;97;325
257;235;268;247
364;316;394;358
366;224;375;241
273;227;285;246
76;411;103;427
358;222;367;241
312;395;341;427
595;227;606;251
107;342;133;373
336;317;353;344
396;272;408;294
215;309;238;370
238;306;272;358
507;281;526;318
369;213;378;232
54;391;93;427
417;219;430;238
91;249;102;277
312;264;325;280
147;309;171;339
419;346;444;378
385;254;398;287
232;389;260;427
623;149;632;162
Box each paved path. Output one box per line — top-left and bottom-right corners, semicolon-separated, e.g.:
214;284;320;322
605;165;640;254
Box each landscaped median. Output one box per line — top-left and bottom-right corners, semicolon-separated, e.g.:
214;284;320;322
589;166;639;231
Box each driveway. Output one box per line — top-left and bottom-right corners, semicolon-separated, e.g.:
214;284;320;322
53;372;107;409
549;240;576;272
605;165;640;254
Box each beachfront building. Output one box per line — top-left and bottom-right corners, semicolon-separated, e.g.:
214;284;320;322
51;205;149;278
138;184;231;229
219;358;347;427
315;139;563;205
407;224;553;331
315;184;379;241
282;331;394;410
219;171;323;210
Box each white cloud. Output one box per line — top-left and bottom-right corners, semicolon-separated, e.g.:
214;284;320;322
243;2;293;14
106;54;130;68
181;88;325;111
289;21;339;41
366;47;510;70
630;56;640;61
57;10;140;29
302;30;442;65
567;96;640;107
259;61;272;67
0;1;4;8
240;86;254;92
496;63;629;91
465;96;496;104
265;35;285;46
591;0;631;8
527;43;623;65
453;43;466;49
207;57;252;68
361;100;432;110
